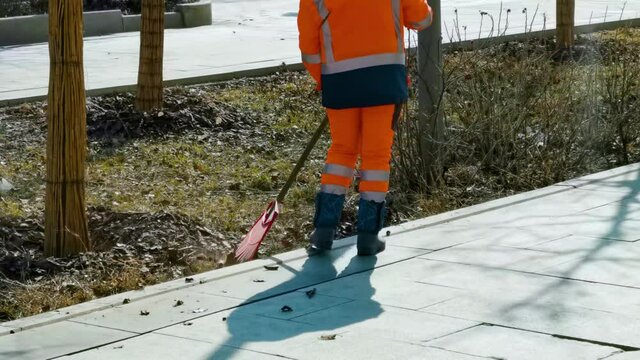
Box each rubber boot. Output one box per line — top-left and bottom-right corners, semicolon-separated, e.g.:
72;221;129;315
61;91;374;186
357;198;386;256
307;192;345;256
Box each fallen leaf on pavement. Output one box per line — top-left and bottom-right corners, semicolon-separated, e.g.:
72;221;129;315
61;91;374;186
320;334;337;341
305;288;317;299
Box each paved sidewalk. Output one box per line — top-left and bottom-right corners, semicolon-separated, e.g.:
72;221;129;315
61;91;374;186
0;0;638;104
3;163;640;359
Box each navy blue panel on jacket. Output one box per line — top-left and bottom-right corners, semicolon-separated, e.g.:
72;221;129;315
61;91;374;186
321;64;408;109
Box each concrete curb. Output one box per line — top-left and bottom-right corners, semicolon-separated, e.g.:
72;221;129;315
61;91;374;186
1;162;638;336
0;1;212;47
0;62;305;107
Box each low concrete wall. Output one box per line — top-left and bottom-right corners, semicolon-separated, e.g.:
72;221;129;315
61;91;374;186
166;12;184;29
122;15;141;33
0;1;213;46
177;1;212;28
0;14;48;46
123;12;184;33
84;10;123;37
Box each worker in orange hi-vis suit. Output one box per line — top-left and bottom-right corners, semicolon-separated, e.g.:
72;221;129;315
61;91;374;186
298;0;433;256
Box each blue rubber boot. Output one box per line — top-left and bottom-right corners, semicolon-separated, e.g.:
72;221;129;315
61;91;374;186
307;192;345;256
357;199;387;256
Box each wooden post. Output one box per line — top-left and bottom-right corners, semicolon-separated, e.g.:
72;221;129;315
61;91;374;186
136;0;165;111
45;0;91;257
417;0;444;186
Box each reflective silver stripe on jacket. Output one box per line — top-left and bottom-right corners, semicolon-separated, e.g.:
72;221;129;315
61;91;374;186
322;52;405;74
302;53;322;64
324;164;355;178
360;170;390;182
361;191;387;202
321;184;348;195
313;0;334;63
392;0;403;52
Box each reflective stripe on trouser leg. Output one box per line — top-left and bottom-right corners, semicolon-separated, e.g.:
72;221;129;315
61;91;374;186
321;164;354;190
359;104;395;202
360;169;390;202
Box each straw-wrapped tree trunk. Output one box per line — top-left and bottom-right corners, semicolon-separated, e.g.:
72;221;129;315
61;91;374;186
136;0;165;111
556;0;575;50
45;0;91;257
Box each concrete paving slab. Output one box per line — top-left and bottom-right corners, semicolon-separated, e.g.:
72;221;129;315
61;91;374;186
249;332;488;360
0;321;133;360
389;221;573;253
296;269;465;310
411;259;640;315
413;259;640;348
423;292;640;349
70;290;240;333
453;188;625;229
420;242;579;272
156;306;483;360
533;237;640;288
189;244;429;301
232;292;353;321
386;224;497;251
427;324;620;360
60;333;282;360
552;201;640;241
294;300;480;345
419;233;640;284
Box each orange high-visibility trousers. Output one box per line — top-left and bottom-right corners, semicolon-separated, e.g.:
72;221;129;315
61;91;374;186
320;105;395;202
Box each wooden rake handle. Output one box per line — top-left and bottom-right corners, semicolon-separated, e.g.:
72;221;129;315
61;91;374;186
276;116;329;203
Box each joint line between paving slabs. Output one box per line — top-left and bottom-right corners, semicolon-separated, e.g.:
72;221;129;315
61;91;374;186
141;332;300;360
49;333;142;360
424;345;499;359
486;323;640;352
419;258;640;291
421;323;485;344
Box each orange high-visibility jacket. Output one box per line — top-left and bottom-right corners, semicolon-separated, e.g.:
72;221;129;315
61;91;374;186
298;0;432;109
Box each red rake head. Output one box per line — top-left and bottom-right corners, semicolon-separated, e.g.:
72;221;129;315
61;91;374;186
235;201;280;262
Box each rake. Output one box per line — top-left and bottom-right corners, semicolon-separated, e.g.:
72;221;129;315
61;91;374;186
235;116;329;262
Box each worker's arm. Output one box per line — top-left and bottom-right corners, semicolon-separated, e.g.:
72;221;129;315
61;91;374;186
298;0;323;89
402;0;433;31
